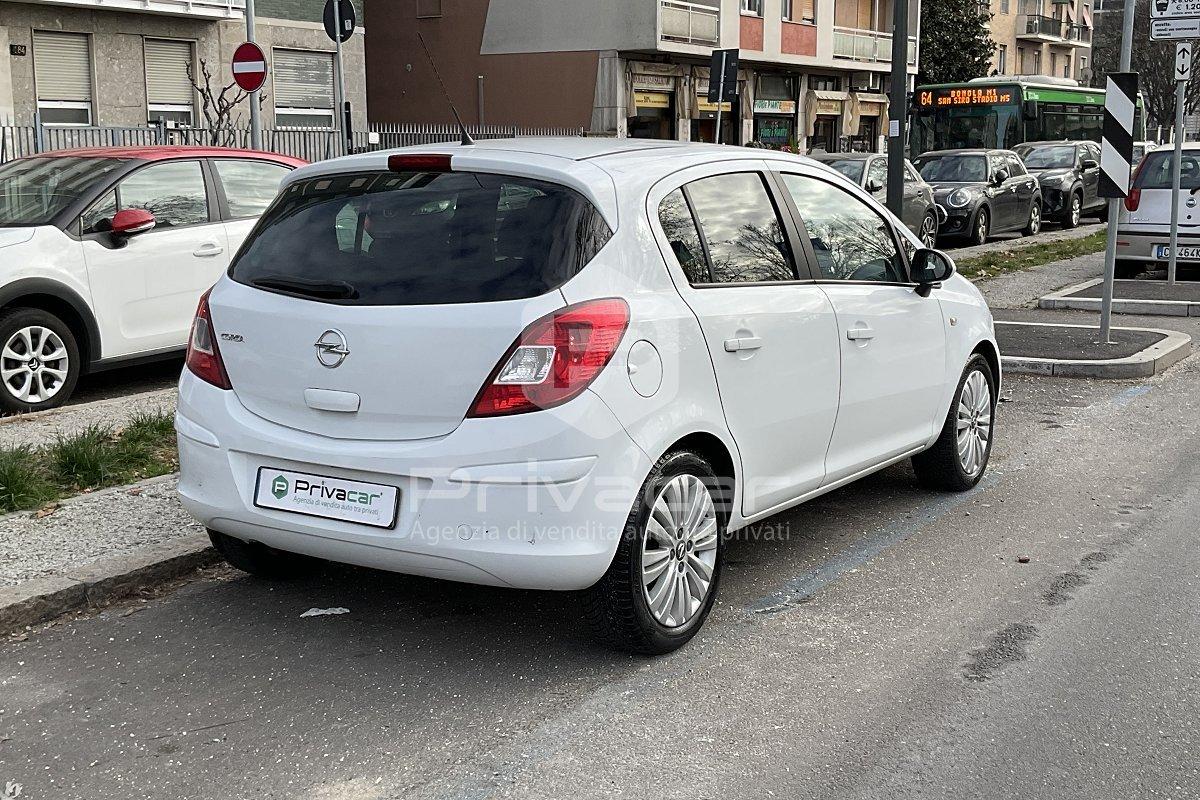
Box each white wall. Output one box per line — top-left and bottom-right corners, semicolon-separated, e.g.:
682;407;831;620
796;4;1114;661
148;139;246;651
0;26;13;121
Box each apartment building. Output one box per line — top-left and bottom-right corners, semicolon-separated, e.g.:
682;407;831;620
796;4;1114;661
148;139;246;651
365;0;921;152
0;0;366;130
986;0;1093;83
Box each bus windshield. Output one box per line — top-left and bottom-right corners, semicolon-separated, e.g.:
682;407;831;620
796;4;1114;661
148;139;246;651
912;102;1021;154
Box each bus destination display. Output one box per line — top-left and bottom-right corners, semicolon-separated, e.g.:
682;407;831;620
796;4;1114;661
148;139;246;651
917;87;1015;108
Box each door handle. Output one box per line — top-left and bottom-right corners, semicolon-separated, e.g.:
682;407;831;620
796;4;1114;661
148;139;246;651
846;327;875;341
723;336;763;352
193;243;224;257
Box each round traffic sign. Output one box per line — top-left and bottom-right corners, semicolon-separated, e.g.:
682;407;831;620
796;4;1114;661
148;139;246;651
231;42;267;93
323;0;356;43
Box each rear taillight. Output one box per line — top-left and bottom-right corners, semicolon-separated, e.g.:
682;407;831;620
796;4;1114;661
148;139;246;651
468;298;630;418
1124;188;1141;212
185;289;232;390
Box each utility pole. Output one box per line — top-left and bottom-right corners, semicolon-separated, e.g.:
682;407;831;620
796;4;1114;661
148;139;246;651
886;0;908;218
333;0;348;154
245;0;261;150
1098;0;1138;344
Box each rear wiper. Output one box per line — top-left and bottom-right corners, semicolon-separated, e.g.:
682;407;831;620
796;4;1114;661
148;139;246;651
250;275;359;300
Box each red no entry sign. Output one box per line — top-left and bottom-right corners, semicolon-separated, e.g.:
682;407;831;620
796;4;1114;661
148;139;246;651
231;42;267;93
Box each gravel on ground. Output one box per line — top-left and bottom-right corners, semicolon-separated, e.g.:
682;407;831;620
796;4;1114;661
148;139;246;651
0;387;176;449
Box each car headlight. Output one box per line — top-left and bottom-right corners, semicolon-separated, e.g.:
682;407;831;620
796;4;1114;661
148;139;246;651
946;188;971;208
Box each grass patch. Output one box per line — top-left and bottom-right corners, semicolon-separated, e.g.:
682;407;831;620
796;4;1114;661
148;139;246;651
957;231;1107;281
0;410;177;514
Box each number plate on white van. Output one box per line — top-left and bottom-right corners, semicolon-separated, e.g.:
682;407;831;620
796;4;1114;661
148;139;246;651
1154;245;1200;261
254;468;399;529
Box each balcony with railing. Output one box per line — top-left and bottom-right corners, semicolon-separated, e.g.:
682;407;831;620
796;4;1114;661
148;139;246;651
660;0;721;46
21;0;244;19
1017;13;1066;40
831;27;917;65
1064;23;1093;44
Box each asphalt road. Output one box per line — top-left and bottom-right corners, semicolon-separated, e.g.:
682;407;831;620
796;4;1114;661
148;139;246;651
3;314;1199;799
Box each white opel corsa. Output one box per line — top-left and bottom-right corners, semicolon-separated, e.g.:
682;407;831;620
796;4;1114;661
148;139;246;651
176;138;999;654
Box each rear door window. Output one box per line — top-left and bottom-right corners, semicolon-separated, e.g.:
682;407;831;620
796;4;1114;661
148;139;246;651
230;170;612;305
213;159;291;218
682;172;797;284
1134;151;1200;190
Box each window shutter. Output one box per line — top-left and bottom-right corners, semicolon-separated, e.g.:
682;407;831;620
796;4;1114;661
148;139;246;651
273;50;334;109
145;39;194;106
801;0;815;22
33;31;92;102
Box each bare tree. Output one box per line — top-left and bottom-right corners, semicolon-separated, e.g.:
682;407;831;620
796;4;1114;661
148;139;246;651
185;58;262;146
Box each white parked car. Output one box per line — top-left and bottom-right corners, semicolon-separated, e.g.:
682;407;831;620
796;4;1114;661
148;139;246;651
0;146;304;412
176;139;1000;654
1118;142;1200;277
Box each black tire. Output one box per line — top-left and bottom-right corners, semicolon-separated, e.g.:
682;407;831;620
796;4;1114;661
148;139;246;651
208;529;314;579
583;450;726;655
0;307;81;414
1093;201;1110;221
1062;191;1082;229
1115;259;1142;279
912;354;996;492
1023;198;1042;236
969;207;990;246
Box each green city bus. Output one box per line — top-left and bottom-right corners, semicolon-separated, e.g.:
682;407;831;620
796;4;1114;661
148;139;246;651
910;76;1146;157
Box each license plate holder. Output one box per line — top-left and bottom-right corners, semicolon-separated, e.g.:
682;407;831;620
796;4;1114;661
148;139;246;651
253;467;400;529
1154;244;1200;261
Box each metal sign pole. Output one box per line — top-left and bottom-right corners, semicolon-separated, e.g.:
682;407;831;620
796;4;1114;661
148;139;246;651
1170;76;1186;287
1099;0;1138;344
715;51;726;146
333;0;348;154
246;0;261;150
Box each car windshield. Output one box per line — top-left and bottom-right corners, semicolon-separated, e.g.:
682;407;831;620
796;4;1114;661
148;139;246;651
915;155;988;183
817;159;865;183
230;170;613;305
1018;146;1075;169
0;157;126;227
1133;150;1200;190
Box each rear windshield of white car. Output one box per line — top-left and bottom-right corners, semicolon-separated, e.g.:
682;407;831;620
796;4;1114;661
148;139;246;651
1134;151;1200;190
229;170;613;305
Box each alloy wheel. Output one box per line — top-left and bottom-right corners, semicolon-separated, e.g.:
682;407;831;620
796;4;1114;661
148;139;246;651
1029;204;1041;234
976;211;989;243
1;326;69;404
920;214;938;249
956;369;992;477
641;473;719;628
1071;195;1081;227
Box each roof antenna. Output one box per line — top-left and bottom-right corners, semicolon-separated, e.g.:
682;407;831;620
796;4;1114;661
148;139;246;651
417;31;475;147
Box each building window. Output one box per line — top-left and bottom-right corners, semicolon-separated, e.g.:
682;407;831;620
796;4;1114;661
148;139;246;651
33;31;92;126
1001;0;1010;13
997;44;1008;73
809;74;841;91
1064;58;1071;78
273;49;335;128
783;0;793;19
1051;52;1058;76
145;38;195;126
1033;49;1042;74
799;0;817;22
742;0;764;15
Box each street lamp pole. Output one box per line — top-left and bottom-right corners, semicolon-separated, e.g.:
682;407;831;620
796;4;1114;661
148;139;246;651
886;0;909;218
245;0;262;150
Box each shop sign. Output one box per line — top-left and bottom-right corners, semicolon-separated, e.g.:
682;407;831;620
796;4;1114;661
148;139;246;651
756;117;793;144
633;73;675;90
814;99;842;115
754;99;796;115
634;91;672;109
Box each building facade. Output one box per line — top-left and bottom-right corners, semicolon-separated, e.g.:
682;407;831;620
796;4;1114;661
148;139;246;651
365;0;921;153
986;0;1093;83
0;0;366;131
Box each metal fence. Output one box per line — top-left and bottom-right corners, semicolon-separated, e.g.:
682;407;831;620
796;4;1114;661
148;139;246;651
0;120;587;165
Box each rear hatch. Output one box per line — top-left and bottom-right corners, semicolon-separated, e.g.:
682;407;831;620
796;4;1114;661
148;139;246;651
211;161;613;441
1127;149;1200;231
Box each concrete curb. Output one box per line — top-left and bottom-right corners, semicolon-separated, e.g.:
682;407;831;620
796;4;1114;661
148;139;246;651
998;321;1193;378
1038;278;1200;317
0;497;217;632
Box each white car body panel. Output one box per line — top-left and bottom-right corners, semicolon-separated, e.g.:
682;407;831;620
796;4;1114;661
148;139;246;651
177;138;999;590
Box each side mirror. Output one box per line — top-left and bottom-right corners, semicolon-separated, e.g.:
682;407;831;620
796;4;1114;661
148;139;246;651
1081;158;1098;170
911;248;955;296
866;177;884;193
110;208;156;239
992;169;1010;185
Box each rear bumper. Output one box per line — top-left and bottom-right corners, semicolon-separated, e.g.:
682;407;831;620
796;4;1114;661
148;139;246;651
1116;228;1200;262
175;372;652;591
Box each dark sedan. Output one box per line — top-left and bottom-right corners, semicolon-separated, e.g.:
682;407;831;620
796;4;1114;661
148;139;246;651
1013;140;1105;228
914;148;1042;246
810;152;941;248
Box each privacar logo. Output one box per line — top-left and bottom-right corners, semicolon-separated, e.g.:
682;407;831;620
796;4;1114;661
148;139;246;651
271;475;289;499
